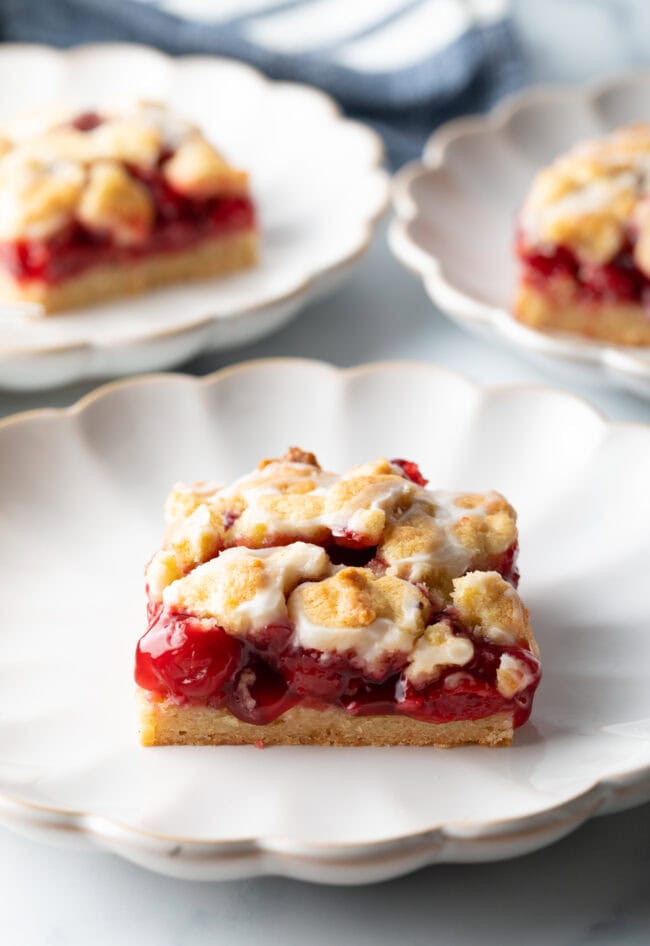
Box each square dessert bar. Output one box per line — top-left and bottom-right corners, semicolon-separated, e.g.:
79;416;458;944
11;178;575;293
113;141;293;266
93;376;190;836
0;102;257;312
515;123;650;345
136;449;541;747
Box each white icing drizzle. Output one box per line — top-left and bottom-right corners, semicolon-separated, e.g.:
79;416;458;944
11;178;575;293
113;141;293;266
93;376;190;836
288;582;425;675
383;489;497;582
227;462;336;535
324;473;415;537
219;460;414;540
163;543;330;635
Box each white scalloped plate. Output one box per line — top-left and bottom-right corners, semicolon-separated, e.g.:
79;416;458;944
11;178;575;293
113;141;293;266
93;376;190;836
1;359;650;883
0;45;388;391
389;72;650;399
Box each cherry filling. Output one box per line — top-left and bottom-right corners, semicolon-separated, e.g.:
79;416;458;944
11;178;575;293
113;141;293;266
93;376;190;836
69;111;105;132
517;234;650;306
136;614;242;703
391;458;429;487
0;122;256;285
135;608;540;729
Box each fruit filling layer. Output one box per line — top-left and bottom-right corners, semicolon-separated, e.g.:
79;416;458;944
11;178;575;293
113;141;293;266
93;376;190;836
136;603;540;727
517;235;650;306
0;103;255;285
136;451;540;729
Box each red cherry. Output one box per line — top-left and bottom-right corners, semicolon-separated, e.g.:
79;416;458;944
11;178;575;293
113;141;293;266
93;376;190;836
135;610;242;702
70;111;104;132
279;649;352;702
391;458;429;487
226;656;294;724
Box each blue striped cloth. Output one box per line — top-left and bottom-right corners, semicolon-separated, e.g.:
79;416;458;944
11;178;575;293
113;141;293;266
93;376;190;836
0;0;523;166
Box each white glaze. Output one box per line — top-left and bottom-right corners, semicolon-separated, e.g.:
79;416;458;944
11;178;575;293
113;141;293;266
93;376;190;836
405;622;474;685
163;543;330;634
288;580;425;673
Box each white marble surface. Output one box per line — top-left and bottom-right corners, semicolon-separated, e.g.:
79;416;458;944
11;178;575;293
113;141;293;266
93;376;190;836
2;2;650;943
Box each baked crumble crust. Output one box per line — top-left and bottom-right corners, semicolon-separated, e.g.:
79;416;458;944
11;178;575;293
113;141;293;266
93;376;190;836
515;281;650;345
138;699;515;747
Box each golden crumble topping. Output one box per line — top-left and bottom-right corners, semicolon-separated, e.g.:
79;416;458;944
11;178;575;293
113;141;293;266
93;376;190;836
146;449;534;688
519;123;650;269
452;572;536;654
405;621;475;686
77;161;153;246
288;567;431;674
289;567;431;631
164;543;330;637
0;157;85;240
163;135;248;198
450;492;517;565
0;101;249;241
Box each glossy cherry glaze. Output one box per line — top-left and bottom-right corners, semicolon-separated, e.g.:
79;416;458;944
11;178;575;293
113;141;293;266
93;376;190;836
517;234;650;305
136;607;540;727
0;114;256;285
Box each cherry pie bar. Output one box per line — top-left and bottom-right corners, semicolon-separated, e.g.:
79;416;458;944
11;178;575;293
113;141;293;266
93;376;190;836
516;124;650;344
0;102;257;312
135;449;541;747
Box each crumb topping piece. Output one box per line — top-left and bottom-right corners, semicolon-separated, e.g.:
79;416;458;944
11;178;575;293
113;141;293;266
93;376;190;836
452;571;537;654
288;568;431;675
77;161;153;246
163;543;330;637
496;652;538;699
0;157;85;240
520;123;650;267
164;135;248;198
405;621;475;686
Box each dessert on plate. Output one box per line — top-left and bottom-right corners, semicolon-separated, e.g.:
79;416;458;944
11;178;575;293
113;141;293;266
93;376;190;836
0;101;257;312
135;449;541;747
515;123;650;344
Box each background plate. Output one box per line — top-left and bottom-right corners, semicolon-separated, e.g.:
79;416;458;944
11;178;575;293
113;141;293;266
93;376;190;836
0;44;388;391
1;359;649;883
390;72;650;399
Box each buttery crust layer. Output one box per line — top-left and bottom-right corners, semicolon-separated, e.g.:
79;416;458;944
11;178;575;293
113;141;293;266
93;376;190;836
515;281;650;345
1;229;257;313
138;692;514;748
